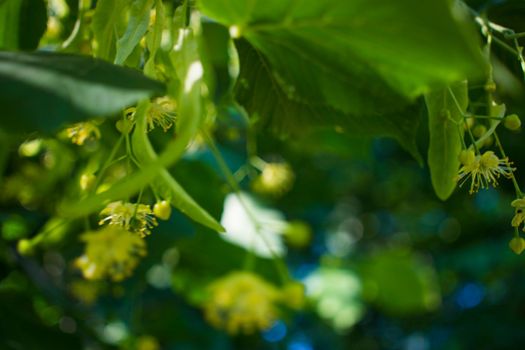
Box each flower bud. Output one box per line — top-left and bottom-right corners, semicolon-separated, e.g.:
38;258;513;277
283;221;312;248
509;237;525;255
504;114;521;131
116;119;133;134
458;149;476;166
17;239;34;256
473;124;487;138
80;174;96;191
153;200;172;220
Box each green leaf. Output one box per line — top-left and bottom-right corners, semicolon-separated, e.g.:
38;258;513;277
201;21;236;102
0;0;22;49
17;0;47;50
132;102;224;233
92;0;128;61
361;249;441;315
235;40;422;160
144;0;165;77
115;0;154;65
425;81;468;200
199;0;484;114
0;51;165;133
0;0;46;50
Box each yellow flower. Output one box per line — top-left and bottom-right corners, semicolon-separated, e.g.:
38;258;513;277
74;226;146;281
99;201;158;237
147;97;176;132
252;162;295;197
204;271;280;334
65;122;101;145
511;198;525;229
457;150;514;194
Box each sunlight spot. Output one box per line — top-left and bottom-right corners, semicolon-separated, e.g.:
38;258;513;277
173;28;190;51
229;25;242;38
184;61;203;93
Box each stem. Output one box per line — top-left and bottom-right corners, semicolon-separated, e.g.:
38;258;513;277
464;115;504;121
505;32;525;39
132;187;145;219
92;135;124;193
448;87;479;153
456;123;467;150
466;123;480;153
203;131;291;283
250;156;268;171
492;35;519;56
494;132;522;197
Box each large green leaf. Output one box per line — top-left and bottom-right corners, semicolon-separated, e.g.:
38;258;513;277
115;0;154;65
132;102;224;233
0;51;165;133
199;0;483;153
0;0;45;50
0;0;22;49
17;0;47;50
235;40;422;159
91;0;128;61
425;82;468;200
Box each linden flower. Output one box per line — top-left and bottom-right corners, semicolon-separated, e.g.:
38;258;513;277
146;97;176;132
252;162;295;197
457;150;514;194
99;201;158;237
204;271;280;334
74;226;146;281
66;122;101;145
511;198;525;229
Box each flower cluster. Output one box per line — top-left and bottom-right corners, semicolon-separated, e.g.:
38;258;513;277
204;271;280;334
65;122;101;145
123;97;176;133
457;149;514;194
99;201;158;237
146;97;177;132
74;226;146;281
203;271;305;334
511;199;525;229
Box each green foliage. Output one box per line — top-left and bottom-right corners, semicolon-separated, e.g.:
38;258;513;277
0;0;46;50
91;0;129;61
132;101;224;232
362;249;441;315
0;51;164;133
0;0;22;49
199;0;484;149
425;81;468;200
115;0;155;65
3;0;525;348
